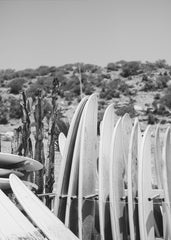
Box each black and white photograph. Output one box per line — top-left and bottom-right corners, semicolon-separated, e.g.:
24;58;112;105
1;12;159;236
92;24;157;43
0;0;171;239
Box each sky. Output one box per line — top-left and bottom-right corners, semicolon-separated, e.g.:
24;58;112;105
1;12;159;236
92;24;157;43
0;0;171;70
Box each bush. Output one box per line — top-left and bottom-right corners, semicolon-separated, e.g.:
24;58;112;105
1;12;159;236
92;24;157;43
120;61;142;78
147;113;157;124
36;66;51;76
84;83;95;95
61;75;81;98
154;59;168;69
1;69;16;81
159;86;171;109
100;87;120;100
152;100;168;115
141;80;156;91
43;99;52;118
142;74;149;82
9;98;22;119
106;62;118;71
83;64;100;73
99;78;131;99
8;78;26;94
154;93;160;100
26;76;53;99
89;74;103;87
0;104;8;124
142;61;157;72
155;75;170;89
115;104;136;118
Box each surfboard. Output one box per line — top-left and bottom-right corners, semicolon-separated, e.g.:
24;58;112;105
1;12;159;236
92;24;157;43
58;132;66;158
121;113;133;173
154;123;163;189
138;125;155;240
127;117;142;240
109;117;128;240
10;174;79;240
162;126;171;238
78;93;98;240
162;126;171;206
0;152;43;171
153;123;164;237
0;168;24;177
64;112;84;236
98;103;117;240
0;189;44;240
0;177;38;190
54;96;88;221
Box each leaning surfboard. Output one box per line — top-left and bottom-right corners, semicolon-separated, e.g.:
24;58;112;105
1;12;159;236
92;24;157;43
0;188;44;240
0;168;24;177
153;123;164;237
78;93;98;240
10;174;79;240
64;112;84;236
54;96;88;221
138;125;155;240
58;132;66;158
98;103;117;240
154;123;163;189
121;113;132;171
109;117;128;240
0;152;43;171
162;126;171;207
127;117;142;240
162;126;171;238
0;177;38;190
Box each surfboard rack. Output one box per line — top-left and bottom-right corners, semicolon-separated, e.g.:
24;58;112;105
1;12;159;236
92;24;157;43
148;189;165;201
83;194;98;200
120;196;128;201
148;195;164;202
59;195;68;199
37;193;56;198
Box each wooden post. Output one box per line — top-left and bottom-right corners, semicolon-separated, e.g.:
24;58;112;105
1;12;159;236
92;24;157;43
45;77;60;208
34;90;45;194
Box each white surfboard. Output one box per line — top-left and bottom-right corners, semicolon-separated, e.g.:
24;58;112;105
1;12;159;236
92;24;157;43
162;126;171;206
98;103;117;240
127;117;142;240
0;168;24;177
109;117;128;240
0;152;43;171
58;132;66;158
162;126;171;238
153;124;164;238
0;189;44;240
121;113;133;171
154;124;163;189
64;112;84;235
53;96;88;220
78;93;98;240
10;174;79;240
0;177;38;190
138;125;155;240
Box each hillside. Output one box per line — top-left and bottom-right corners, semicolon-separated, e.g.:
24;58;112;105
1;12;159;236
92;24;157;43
1;59;171;138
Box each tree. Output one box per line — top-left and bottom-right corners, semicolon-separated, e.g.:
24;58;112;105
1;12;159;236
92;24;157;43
120;61;142;77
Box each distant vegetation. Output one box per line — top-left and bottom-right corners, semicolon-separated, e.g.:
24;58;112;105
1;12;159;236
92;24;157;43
0;60;171;124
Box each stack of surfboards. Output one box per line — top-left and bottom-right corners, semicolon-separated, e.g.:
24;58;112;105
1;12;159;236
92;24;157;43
0;94;97;240
0;173;79;240
99;108;171;240
53;93;98;240
0;152;43;190
53;93;171;240
2;93;171;240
